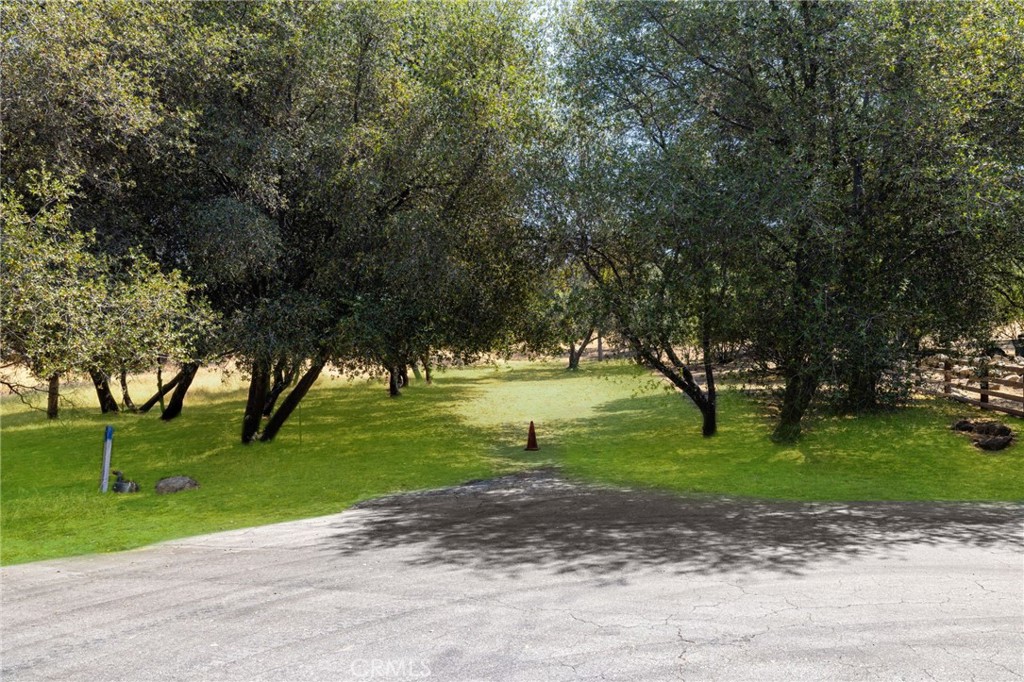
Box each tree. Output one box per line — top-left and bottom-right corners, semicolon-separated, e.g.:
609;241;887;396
2;0;221;418
522;263;609;370
558;11;760;437
0;1;198;198
0;172;206;418
1;174;104;416
569;146;752;438
319;1;549;399
90;256;216;413
564;0;1024;441
139;1;547;442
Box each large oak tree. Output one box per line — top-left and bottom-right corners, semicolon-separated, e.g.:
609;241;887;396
563;0;1024;441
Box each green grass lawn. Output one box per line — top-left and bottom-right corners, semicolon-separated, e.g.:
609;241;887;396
2;361;1022;565
455;363;1024;501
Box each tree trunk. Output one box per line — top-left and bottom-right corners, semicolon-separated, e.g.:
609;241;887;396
47;373;59;419
160;362;198;421
597;333;604;362
156;364;165;414
567;342;580;370
263;358;297;417
389;366;401;396
845;366;879;412
772;372;818;443
699;401;717;437
90;370;119;414
399;364;409;388
568;330;595;370
241;360;270;443
770;209;822;443
979;362;990;404
119;370;137;412
634;338;717;438
420;354;432;384
411;362;423;382
701;329;717;437
139;369;182;414
259;359;327;442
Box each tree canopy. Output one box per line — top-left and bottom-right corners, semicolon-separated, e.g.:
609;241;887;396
2;0;1020;442
562;0;1024;440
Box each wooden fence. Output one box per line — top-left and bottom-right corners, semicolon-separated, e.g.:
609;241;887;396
920;353;1024;419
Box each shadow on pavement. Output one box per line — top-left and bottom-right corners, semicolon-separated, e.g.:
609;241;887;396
326;470;1023;577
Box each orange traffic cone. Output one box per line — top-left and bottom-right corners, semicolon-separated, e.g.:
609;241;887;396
525;421;539;451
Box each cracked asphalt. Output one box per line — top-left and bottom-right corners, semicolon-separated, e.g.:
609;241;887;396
2;471;1022;681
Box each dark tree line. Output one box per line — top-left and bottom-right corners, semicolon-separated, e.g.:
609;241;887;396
3;0;1021;444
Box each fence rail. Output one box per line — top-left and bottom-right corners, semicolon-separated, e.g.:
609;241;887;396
920;352;1024;419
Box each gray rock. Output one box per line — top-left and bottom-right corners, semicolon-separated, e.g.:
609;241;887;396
155;476;199;495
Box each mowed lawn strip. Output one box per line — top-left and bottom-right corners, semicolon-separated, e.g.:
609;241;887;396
2;361;1022;565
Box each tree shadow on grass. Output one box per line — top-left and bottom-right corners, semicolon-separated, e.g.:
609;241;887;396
326;470;1023;577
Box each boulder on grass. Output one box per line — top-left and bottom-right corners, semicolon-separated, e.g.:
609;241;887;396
976;436;1013;452
155;476;199;495
951;419;1015;452
972;421;1012;437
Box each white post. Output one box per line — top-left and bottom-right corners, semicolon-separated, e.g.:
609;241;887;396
99;425;114;492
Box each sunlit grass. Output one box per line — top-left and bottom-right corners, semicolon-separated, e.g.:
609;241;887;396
2;360;1021;565
470;363;1024;502
0;369;515;565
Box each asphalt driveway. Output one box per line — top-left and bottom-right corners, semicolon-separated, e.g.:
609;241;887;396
2;470;1021;681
